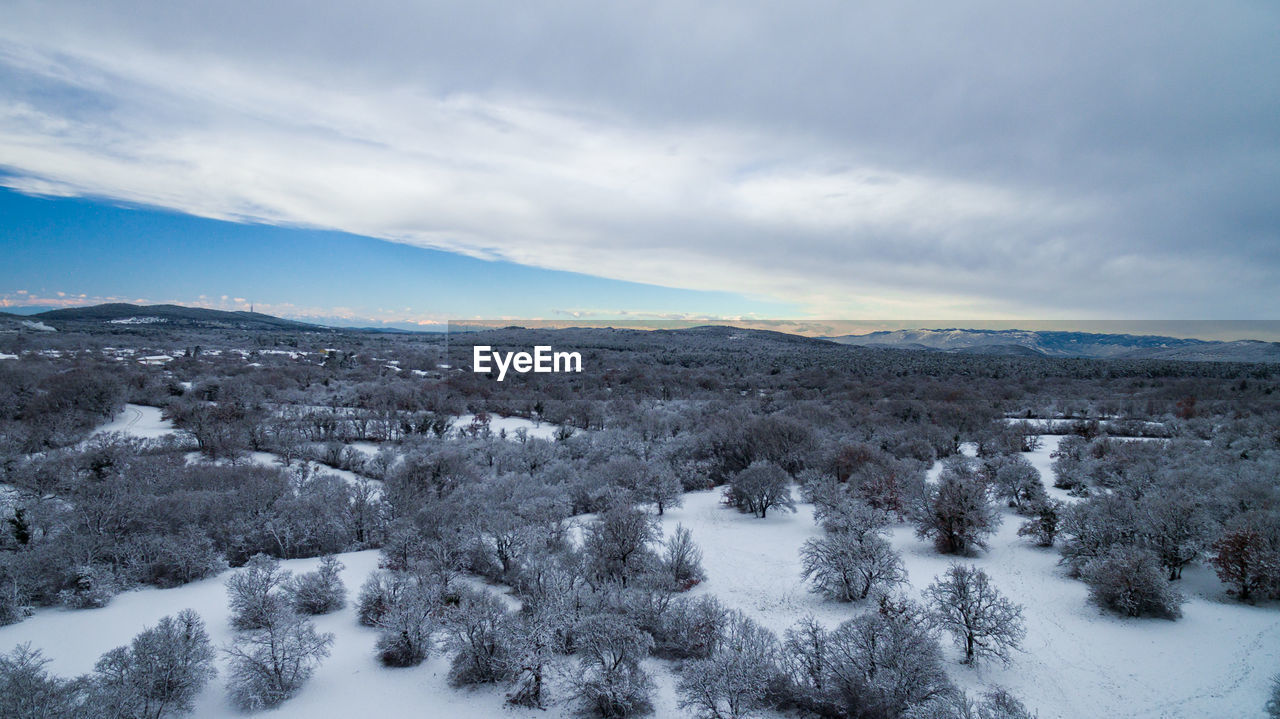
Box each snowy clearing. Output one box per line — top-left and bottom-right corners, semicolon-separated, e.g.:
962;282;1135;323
92;404;180;440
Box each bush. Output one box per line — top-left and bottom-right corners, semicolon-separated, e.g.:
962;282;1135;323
661;524;706;590
1266;673;1280;719
0;644;84;719
90;609;216;719
1081;546;1184;619
226;554;291;631
727;461;795;519
288;555;347;615
1017;500;1062;547
677;611;780;719
572;613;655;718
914;462;1000;555
445;591;514;686
58;564;117;609
374;579;438;667
653;595;729;660
225;613;334;710
801;533;907;602
356;569;404;627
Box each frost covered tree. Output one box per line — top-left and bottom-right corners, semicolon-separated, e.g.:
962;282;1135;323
915;463;1000;555
1210;524;1280;603
661;524;706;590
374;579;438;667
90;609;216;719
820;595;954;716
224;613;334;710
924;565;1024;665
0;644;84;719
1016;499;1062;548
584;501;659;586
1081;546;1184;619
727;461;795;519
286;555;346;615
226;554;292;631
445;590;514;686
1139;491;1212;580
571;613;655;718
991;457;1046;514
801;533;907;602
677;612;780;719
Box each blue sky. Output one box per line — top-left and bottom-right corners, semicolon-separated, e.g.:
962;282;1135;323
1;2;1277;325
0;188;792;326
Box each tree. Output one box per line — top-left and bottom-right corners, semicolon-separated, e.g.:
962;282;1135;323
924;565;1024;665
286;555;347;615
224;613;334;710
445;591;513;686
0;644;84;719
571;613;655;718
91;610;216;719
915;464;1000;555
1266;673;1280;719
801;533;907;602
821;595;955;717
584;501;659;586
1016;499;1062;548
1140;491;1212;580
677;612;780;719
374;579;438;667
727;461;795;519
225;554;292;631
1081;546;1184;619
661;524;706;590
991;457;1045;514
1210;525;1280;603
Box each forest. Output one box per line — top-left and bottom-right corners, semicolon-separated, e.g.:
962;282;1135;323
1;322;1278;719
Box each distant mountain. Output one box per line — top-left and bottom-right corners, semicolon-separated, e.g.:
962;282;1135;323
826;328;1280;363
31;303;334;332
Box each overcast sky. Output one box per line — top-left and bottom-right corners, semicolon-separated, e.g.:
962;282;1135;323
1;1;1277;322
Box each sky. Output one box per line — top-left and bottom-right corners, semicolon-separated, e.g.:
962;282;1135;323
1;1;1278;328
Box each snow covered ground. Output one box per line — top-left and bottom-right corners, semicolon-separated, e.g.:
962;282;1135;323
2;435;1276;718
92;404;180;440
455;413;562;441
656;442;1280;719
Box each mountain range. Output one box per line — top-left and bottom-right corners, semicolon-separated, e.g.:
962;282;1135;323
824;328;1280;362
4;304;1278;363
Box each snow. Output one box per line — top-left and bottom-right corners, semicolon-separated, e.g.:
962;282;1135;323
455;413;562;441
654;441;1280;719
0;551;552;719
108;316;165;325
3;434;1275;718
92;404;180;440
0;352;17;360
21;320;55;331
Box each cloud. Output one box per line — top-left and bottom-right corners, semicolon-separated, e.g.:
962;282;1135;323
0;1;1277;318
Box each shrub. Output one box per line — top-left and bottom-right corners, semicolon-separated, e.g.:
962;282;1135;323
1081;546;1184;619
801;533;907;602
287;555;347;615
0;644;84;719
572;613;655;718
661;524;706;590
677;612;780;719
58;564;117;609
924;564;1025;665
90;609;216;719
226;554;291;631
225;613;333;710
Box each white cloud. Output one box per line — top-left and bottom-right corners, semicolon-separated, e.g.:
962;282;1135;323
0;1;1276;319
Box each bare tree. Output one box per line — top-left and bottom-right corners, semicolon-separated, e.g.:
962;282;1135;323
924;564;1025;665
224;613;333;710
801;533;907;602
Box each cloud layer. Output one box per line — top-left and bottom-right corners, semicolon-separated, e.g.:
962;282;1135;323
2;1;1277;318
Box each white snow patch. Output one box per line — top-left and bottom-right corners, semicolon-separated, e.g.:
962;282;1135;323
92;404;180;440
